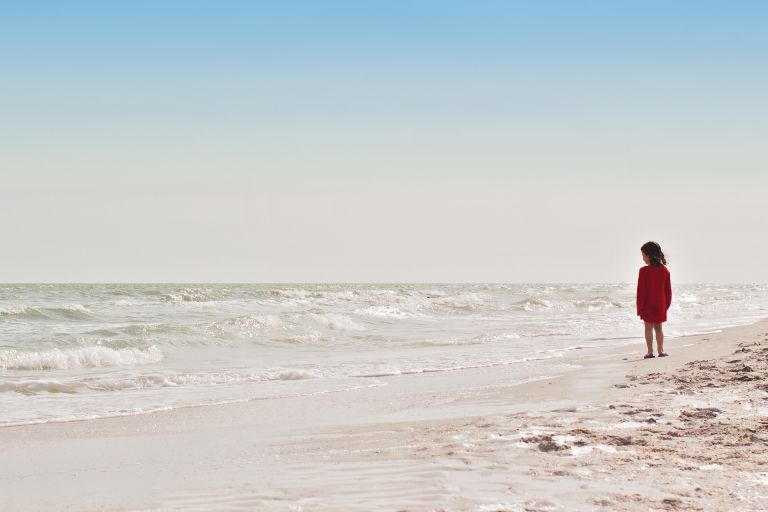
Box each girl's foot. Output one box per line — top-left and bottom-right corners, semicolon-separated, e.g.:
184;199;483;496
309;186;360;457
643;353;655;359
658;352;669;357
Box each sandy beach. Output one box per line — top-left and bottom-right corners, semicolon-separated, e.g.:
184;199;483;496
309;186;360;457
0;318;765;511
5;0;767;509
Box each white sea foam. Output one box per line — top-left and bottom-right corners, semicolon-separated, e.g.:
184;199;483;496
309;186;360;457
573;296;623;310
517;297;552;311
351;353;564;378
473;332;522;343
417;332;523;346
0;305;48;319
0;346;163;371
431;292;487;312
0;379;86;394
207;314;286;338
309;313;365;331
354;306;414;319
87;367;317;391
677;293;700;304
1;367;317;395
160;288;221;303
2;282;767;426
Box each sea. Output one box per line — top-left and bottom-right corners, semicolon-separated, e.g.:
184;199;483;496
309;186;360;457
1;283;767;427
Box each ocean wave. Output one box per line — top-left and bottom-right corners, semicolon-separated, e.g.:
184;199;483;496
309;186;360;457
89;370;315;391
108;299;143;307
160;288;221;303
45;304;94;319
86;323;181;338
677;293;700;304
474;332;522;343
516;297;553;311
257;288;321;305
207;314;286;338
0;306;48;319
354;306;415;319
429;292;488;313
308;313;365;331
0;379;86;395
416;332;522;346
414;338;481;347
0;367;316;395
573;296;624;311
278;331;323;344
0;304;93;320
0;345;163;371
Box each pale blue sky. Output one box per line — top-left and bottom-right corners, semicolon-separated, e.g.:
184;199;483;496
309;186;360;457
1;1;766;282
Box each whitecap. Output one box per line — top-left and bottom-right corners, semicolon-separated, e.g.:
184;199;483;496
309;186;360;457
0;345;163;371
0;305;48;319
309;313;365;331
516;297;552;311
207;314;286;338
354;306;414;319
573;296;624;311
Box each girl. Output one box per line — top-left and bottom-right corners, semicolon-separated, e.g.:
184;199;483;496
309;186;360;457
636;241;672;359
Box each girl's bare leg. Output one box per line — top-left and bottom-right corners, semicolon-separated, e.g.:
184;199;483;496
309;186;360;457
653;323;665;354
644;322;654;355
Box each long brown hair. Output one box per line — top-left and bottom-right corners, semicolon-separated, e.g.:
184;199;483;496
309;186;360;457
641;241;667;266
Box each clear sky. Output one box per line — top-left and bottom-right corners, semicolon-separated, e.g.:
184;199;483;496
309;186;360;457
1;0;766;283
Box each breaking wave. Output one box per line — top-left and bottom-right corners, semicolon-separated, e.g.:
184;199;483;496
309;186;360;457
573;296;624;310
0;367;316;395
354;306;415;319
0;346;163;371
3;283;767;426
516;297;553;311
0;306;48;319
45;304;94;319
160;288;222;303
0;304;93;320
207;314;286;338
308;313;366;331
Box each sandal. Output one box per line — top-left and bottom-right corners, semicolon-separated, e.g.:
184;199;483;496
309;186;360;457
643;354;655;359
658;352;669;357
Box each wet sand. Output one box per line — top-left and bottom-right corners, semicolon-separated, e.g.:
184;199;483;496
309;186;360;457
1;319;766;511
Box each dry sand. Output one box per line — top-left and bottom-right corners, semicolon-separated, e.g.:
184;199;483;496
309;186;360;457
1;319;767;511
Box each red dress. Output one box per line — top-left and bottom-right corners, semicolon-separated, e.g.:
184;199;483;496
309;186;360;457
636;264;672;323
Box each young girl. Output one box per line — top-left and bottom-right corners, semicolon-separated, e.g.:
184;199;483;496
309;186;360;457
636;241;672;359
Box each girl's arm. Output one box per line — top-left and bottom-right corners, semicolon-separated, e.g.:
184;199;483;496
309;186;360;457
636;269;645;316
665;274;672;310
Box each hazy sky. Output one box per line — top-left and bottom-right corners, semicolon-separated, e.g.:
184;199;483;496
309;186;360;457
2;1;766;283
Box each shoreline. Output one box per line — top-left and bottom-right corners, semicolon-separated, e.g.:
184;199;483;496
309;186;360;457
1;318;766;511
0;319;748;431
